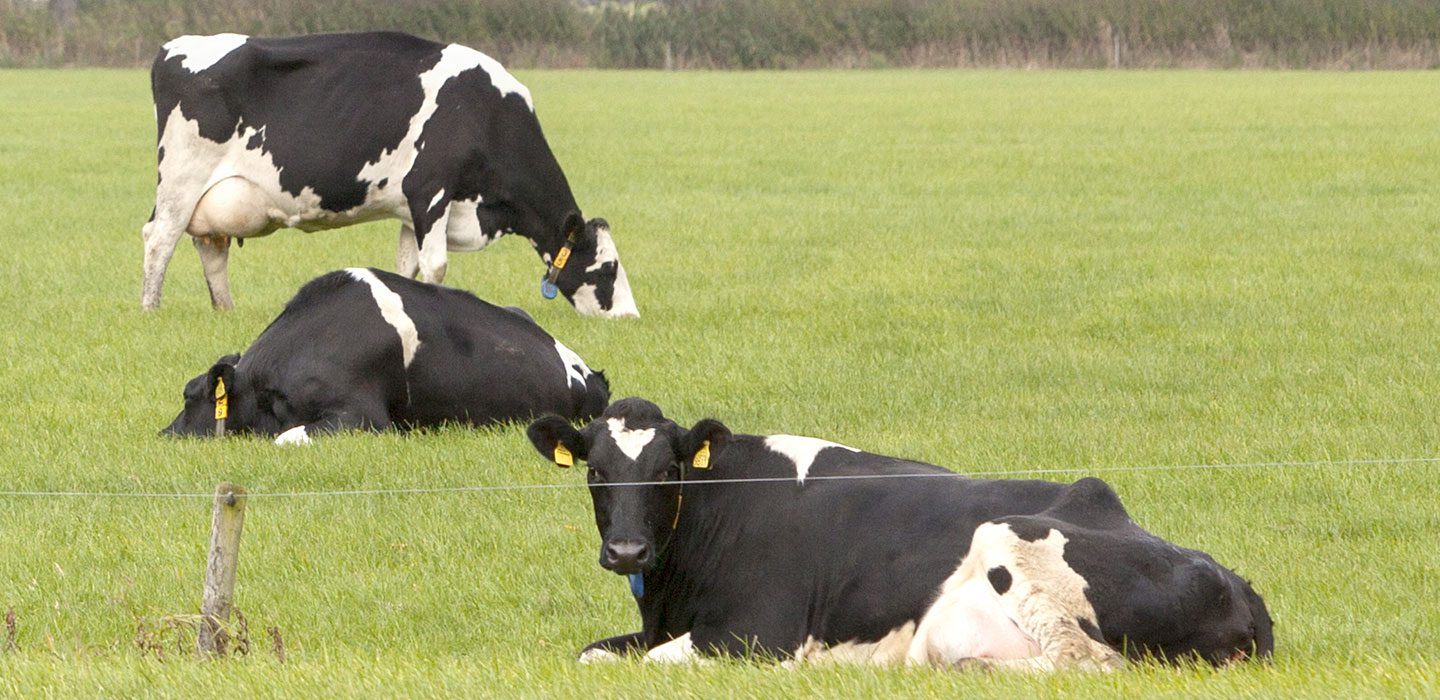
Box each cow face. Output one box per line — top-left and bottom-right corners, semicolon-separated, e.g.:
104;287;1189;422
527;399;727;574
161;355;241;437
161;354;284;438
550;217;640;319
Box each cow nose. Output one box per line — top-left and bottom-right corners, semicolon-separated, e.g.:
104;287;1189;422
602;539;650;572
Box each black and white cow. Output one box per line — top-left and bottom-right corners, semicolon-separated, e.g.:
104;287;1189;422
526;399;1273;668
163;268;610;442
142;31;637;318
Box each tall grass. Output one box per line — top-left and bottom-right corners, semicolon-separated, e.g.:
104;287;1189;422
3;0;1439;69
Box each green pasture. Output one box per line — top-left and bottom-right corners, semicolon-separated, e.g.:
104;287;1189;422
0;69;1438;697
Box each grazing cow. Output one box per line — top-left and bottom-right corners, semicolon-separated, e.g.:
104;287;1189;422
162;268;610;443
142;31;638;318
526;399;1273;668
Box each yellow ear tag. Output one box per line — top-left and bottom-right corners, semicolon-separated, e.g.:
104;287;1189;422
692;440;711;470
213;377;229;421
554;247;572;270
553;444;574;467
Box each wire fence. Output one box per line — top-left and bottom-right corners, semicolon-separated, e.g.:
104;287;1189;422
1;455;1434;500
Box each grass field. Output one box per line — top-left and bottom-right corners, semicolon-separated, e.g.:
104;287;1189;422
0;68;1438;697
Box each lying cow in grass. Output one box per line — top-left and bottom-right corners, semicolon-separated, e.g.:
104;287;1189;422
526;398;1274;669
163;268;609;443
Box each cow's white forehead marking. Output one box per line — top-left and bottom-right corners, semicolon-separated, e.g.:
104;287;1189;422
585;227;620;272
163;34;249;73
345;268;421;367
607;418;657;460
764;435;860;484
274;425;311;446
553;340;592;389
582;227;639;318
441;44;533;110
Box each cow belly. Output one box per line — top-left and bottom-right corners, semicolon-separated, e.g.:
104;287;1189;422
915;578;1039;663
187;176;282;238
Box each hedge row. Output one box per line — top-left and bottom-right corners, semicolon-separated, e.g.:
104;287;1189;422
4;0;1439;68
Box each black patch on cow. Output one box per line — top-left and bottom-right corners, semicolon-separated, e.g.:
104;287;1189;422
1078;617;1105;643
246;130;263;150
987;566;1012;595
444;322;474;357
376;177;388;190
152;32;441;212
1006;520;1054;542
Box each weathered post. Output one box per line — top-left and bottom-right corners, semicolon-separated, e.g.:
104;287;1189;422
198;482;247;656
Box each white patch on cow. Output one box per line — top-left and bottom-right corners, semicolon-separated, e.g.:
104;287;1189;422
607;418;656;460
274;425;311;446
428;189;446;211
792;623;917;666
907;523;1124;671
585;227;622;272
907;577;1039;665
345;268;422;368
764;435;860;484
444;197;498;252
578;647;620;664
450;44;534;110
644;633;702;664
570;284;605;316
163;33;248;73
554;340;591;389
579;226;640;319
607;261;640;318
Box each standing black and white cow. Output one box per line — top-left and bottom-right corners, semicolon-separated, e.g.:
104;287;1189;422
142;31;637;318
526;399;1273;668
162;268;610;442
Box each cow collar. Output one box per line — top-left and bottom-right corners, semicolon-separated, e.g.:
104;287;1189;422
630;441;710;599
539;232;579;300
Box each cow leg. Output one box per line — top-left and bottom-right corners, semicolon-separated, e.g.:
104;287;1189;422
141;198;202;310
193;235;234;310
643;632;709;665
273;406;392;446
396;224;420;279
577;632;646;664
410;193;452;285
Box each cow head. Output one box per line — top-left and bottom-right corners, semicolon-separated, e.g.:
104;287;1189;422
160;354;283;437
527;398;728;574
544;215;639;319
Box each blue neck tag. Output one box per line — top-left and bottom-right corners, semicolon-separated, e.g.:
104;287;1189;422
628;573;644;598
540;278;559;299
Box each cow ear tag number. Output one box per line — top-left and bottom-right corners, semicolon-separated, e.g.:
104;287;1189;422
692;440;711;469
213;376;229;438
214;377;229;420
553;444;574;467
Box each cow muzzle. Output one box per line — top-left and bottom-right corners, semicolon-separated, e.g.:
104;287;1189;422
601;538;652;574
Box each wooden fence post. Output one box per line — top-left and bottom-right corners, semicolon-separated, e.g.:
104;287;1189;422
198;482;247;657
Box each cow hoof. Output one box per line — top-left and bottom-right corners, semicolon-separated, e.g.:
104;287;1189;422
274;425;312;446
578;648;619;665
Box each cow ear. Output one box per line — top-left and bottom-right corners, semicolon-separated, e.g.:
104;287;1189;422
205;355;239;401
679;419;731;469
527;415;587;468
563;212;586;241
